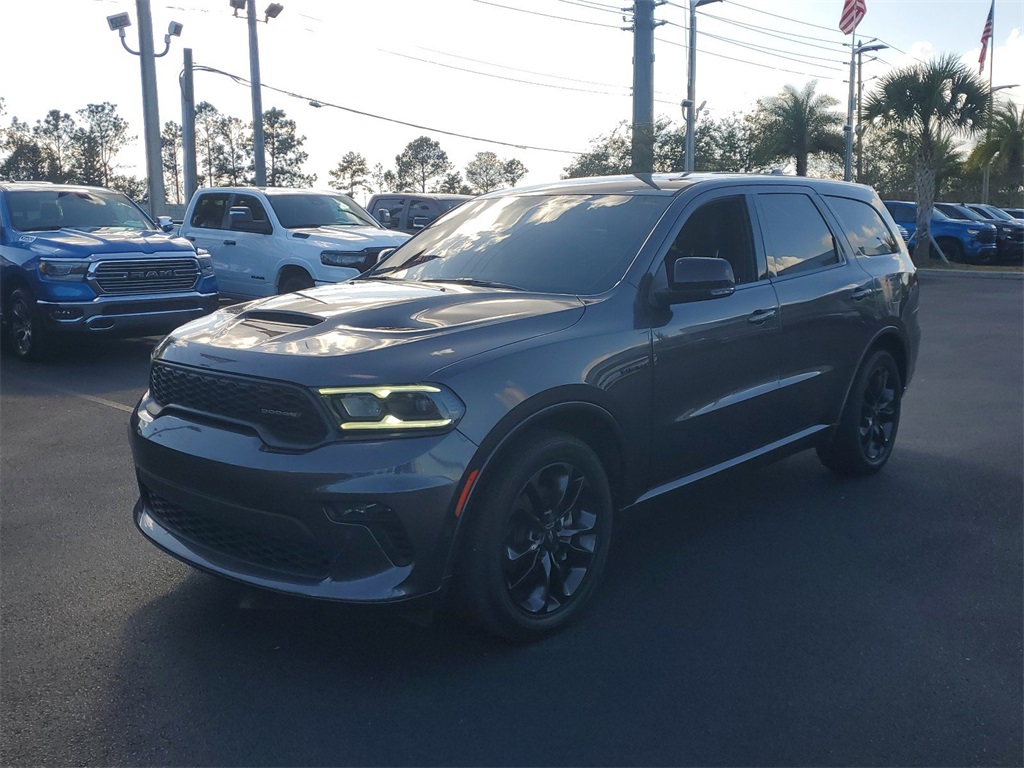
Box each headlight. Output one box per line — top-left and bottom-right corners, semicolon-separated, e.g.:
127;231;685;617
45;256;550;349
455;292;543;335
196;249;215;276
321;250;365;268
38;258;90;281
1001;226;1013;235
318;384;465;433
966;228;980;235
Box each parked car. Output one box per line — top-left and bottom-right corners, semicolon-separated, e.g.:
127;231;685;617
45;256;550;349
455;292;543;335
1001;208;1024;219
0;182;218;360
367;193;471;234
960;203;1024;262
179;187;409;299
131;174;920;639
883;201;997;263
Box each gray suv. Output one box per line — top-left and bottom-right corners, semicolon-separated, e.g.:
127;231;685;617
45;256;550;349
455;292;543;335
130;174;920;639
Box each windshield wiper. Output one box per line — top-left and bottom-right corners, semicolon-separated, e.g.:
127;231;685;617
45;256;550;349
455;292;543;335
420;277;524;291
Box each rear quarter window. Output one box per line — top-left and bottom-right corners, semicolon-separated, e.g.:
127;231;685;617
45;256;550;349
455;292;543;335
826;196;899;256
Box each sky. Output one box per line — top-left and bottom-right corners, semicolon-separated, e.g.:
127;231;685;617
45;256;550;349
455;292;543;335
2;0;1023;200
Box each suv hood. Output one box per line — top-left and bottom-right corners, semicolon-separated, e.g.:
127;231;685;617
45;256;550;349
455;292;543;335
14;227;195;258
290;225;409;249
156;280;585;386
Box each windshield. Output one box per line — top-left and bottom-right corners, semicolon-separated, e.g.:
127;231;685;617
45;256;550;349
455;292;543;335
366;193;671;295
267;193;379;229
978;205;1015;221
6;189;153;232
936;203;985;221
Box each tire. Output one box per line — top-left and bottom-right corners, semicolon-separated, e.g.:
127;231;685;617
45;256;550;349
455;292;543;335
456;431;614;640
2;286;49;360
278;271;314;294
937;239;964;263
817;350;902;477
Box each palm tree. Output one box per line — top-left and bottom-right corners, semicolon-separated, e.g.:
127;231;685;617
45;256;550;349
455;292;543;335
751;81;844;176
864;54;989;261
968;99;1024;201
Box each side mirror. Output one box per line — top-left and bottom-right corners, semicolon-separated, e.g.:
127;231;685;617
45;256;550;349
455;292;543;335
375;248;395;264
655;257;736;305
228;206;254;225
157;215;174;233
376;209;393;227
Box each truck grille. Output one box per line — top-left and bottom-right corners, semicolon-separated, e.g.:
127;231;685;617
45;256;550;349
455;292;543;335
977;230;997;245
93;257;199;295
145;489;331;579
150;362;329;446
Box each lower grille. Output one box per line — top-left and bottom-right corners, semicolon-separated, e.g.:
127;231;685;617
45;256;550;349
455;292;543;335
101;298;202;316
94;257;200;295
146;489;331;579
149;362;329;446
977;230;997;245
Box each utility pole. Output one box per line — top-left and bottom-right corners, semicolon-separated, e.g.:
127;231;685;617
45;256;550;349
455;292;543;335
181;47;198;203
107;3;181;217
247;0;267;186
685;0;723;172
631;0;655;174
855;43;886;182
845;39;886;182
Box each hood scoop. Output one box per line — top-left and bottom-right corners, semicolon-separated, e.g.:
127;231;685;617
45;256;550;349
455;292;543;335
239;309;326;328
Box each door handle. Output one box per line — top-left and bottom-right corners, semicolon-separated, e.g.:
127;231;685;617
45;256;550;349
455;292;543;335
747;308;777;325
851;284;875;300
223;240;236;246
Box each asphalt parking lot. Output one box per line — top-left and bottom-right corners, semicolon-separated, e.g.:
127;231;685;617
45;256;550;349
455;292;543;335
1;274;1021;766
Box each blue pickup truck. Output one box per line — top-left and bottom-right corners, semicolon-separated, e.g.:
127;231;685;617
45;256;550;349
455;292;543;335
883;200;998;264
0;182;219;359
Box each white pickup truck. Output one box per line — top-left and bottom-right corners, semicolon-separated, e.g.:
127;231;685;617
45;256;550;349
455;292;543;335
178;187;409;298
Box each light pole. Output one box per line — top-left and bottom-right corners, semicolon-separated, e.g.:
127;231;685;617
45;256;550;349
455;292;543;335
685;0;723;172
232;0;284;187
844;40;886;182
106;3;182;217
981;83;1019;203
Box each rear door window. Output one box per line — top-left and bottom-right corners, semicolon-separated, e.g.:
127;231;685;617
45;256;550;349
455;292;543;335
826;196;899;256
759;193;840;278
190;193;230;229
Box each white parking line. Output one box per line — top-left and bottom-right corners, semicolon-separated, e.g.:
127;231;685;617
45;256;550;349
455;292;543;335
2;374;136;413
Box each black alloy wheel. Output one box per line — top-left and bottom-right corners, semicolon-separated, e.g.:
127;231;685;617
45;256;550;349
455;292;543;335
859;365;898;461
817;349;902;476
503;462;599;615
457;431;613;640
4;287;47;360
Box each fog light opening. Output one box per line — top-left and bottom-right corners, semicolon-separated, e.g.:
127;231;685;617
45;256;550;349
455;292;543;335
51;306;84;320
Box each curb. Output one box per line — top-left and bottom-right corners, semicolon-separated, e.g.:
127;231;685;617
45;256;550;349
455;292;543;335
918;268;1024;281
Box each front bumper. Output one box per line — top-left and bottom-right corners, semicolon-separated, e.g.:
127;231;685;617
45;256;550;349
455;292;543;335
996;238;1024;262
38;291;219;335
130;397;478;602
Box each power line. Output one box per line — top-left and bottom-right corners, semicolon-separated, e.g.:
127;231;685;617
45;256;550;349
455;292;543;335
191;64;583;155
552;0;624;15
697;11;850;53
699;30;844;70
381;49;683;106
708;1;840;33
654;36;843;81
470;0;625;29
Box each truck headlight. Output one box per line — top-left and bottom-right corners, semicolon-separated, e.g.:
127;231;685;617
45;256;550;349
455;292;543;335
966;228;980;235
318;384;465;433
38;258;90;281
321;250;365;268
196;249;215;276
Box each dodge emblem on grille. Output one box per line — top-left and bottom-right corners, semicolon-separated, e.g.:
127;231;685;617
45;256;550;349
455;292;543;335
260;408;301;418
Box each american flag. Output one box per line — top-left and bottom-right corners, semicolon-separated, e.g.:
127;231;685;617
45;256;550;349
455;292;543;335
979;1;994;74
839;0;866;34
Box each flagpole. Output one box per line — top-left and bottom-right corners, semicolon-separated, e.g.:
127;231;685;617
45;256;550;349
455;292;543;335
982;10;994;203
844;22;857;181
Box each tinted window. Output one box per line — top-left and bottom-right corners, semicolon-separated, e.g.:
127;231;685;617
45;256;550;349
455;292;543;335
884;202;914;223
372;197;404;228
759;193;838;277
230;193;272;233
370;194;671;295
409;200;439;230
827;196;899;257
191;193;230;229
668;196;758;284
268;194;377;229
7;189;152;232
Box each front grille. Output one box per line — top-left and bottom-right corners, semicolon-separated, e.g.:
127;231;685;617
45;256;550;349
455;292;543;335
1008;229;1024;243
146;489;331;579
977;230;997;245
150;362;329;446
101;297;202;316
94;257;199;295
